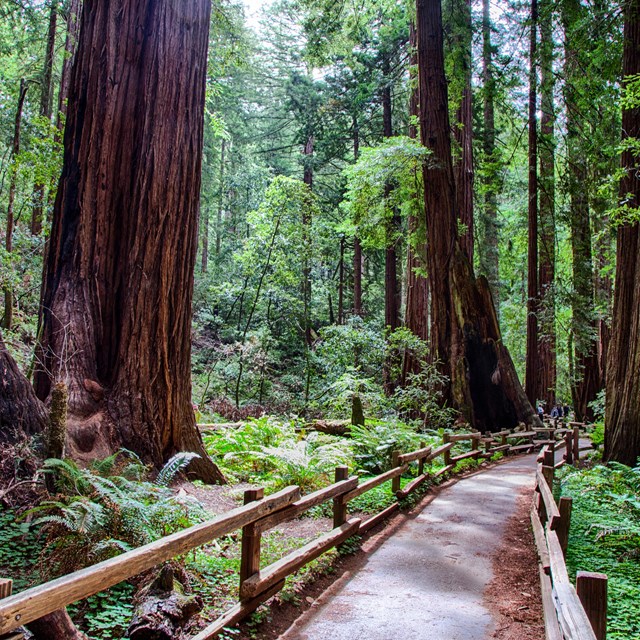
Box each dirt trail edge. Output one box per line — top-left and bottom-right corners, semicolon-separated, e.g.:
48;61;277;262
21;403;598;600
278;455;540;640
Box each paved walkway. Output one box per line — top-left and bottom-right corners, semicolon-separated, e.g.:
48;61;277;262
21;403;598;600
279;455;538;640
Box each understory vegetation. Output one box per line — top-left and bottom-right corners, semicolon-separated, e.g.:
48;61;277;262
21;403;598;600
560;462;640;640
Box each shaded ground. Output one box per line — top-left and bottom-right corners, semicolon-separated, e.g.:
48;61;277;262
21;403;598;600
274;456;542;640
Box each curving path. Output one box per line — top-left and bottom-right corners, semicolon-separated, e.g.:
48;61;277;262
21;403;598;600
279;455;538;640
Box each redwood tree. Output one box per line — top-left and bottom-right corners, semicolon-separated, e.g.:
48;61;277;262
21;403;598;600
605;0;640;465
417;0;540;431
34;0;224;483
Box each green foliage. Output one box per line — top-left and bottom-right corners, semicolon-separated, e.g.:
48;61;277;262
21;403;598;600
69;583;135;640
0;509;42;592
561;462;640;639
27;453;208;578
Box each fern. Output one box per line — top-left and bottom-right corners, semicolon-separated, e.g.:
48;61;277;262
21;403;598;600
156;452;201;486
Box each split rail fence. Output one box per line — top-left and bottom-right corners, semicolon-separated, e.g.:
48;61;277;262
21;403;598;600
0;422;590;640
532;429;607;640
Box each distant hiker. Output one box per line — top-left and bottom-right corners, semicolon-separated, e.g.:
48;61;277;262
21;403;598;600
563;405;570;419
550;405;560;418
537;405;544;419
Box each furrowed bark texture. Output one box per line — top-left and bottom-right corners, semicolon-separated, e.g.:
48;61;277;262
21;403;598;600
538;0;556;408
0;330;48;444
525;0;539;406
34;0;224;483
605;0;640;465
417;0;540;431
403;22;429;382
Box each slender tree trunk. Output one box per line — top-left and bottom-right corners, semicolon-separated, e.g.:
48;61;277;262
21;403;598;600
3;79;28;331
56;0;82;134
605;0;640;465
215;138;226;257
33;0;224;483
453;0;474;262
417;0;540;431
403;21;429;383
353;117;363;317
31;1;58;236
525;0;539;406
563;0;601;420
302;134;313;347
537;0;556;408
338;235;344;324
382;57;401;333
479;0;500;306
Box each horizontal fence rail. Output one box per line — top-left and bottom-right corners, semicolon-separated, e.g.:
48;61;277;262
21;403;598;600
0;421;592;639
531;442;606;640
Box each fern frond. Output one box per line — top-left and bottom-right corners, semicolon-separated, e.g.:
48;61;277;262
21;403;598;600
156;453;201;486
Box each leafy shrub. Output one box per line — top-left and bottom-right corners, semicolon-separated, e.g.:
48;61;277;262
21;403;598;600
27;452;208;578
560;462;640;639
349;420;424;474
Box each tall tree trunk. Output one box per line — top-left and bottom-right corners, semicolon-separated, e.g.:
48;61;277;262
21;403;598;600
1;329;48;444
537;0;556;408
382;57;401;333
338;235;345;324
215;138;226;257
56;0;82;134
403;21;429;383
453;0;474;262
479;0;500;306
3;79;28;332
302;134;313;347
352;116;363;317
33;0;224;483
31;0;58;236
417;0;540;431
605;0;640;465
525;0;539;406
563;0;601;420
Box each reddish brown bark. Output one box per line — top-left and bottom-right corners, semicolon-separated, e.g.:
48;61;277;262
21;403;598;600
525;0;539;406
538;0;556;408
1;330;48;444
3;78;28;331
31;0;58;236
34;0;224;483
403;22;429;382
417;0;539;431
605;0;640;465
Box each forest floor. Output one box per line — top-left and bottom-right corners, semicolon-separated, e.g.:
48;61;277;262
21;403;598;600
240;455;545;640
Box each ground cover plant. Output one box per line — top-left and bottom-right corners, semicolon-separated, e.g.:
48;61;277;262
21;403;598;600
560;462;640;639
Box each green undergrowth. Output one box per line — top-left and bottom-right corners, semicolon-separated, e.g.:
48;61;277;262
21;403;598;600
559;462;640;639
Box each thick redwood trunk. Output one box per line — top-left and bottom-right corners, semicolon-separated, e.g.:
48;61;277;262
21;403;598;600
34;0;224;483
417;0;539;430
537;0;556;408
605;0;640;465
56;0;81;134
1;330;48;444
525;0;539;406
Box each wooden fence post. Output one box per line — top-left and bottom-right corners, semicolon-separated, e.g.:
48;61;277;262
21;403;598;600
564;430;574;465
418;441;426;476
333;466;349;528
471;434;480;460
542;464;554;491
442;434;451;466
576;571;607;640
573;426;580;463
557;496;573;556
0;580;12;599
240;488;264;595
391;451;401;494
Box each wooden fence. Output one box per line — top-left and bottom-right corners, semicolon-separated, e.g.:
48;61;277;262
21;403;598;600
532;435;607;640
0;423;589;640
